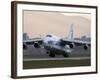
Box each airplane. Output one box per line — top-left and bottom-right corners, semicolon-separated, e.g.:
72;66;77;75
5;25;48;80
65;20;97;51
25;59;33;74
23;24;91;57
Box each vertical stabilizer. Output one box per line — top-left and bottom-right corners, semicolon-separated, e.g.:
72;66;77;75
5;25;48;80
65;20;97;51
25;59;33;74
67;24;74;40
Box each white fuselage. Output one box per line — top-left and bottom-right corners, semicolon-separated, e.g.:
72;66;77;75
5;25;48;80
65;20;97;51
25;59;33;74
43;34;72;53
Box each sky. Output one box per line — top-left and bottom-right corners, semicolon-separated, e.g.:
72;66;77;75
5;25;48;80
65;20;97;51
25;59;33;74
61;13;91;20
23;10;91;38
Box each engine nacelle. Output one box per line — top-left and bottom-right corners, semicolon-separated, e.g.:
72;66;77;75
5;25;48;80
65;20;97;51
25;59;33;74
83;44;89;50
34;42;40;48
23;43;27;49
69;43;75;48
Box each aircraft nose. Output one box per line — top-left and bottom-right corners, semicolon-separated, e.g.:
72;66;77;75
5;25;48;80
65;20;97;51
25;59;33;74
48;41;53;44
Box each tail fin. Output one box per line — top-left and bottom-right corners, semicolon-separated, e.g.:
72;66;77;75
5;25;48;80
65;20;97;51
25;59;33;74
67;24;74;40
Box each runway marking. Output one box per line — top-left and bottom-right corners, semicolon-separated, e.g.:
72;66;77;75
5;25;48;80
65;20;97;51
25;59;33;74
23;57;90;61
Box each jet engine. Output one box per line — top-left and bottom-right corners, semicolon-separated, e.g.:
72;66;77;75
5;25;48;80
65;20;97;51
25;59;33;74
23;43;27;49
69;43;75;48
34;42;40;48
83;44;89;50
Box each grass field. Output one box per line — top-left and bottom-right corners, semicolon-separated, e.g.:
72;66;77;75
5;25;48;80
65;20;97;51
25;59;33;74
23;59;90;69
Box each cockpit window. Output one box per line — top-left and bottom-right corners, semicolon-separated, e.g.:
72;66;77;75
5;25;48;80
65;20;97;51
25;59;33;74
46;35;52;37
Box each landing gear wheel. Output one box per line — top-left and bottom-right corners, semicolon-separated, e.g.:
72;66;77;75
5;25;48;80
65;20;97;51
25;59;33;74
46;51;49;54
49;53;55;57
63;53;69;57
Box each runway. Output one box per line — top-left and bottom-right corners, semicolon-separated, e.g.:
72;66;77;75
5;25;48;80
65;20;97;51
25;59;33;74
23;45;91;69
23;57;90;61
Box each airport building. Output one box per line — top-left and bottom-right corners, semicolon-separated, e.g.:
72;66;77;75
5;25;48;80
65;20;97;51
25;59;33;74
23;33;29;40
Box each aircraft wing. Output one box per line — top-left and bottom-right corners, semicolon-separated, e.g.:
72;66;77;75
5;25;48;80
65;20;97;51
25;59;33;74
61;39;91;46
23;38;43;45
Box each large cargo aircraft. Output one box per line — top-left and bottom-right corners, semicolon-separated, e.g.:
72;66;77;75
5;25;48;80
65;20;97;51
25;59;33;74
23;24;91;57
